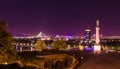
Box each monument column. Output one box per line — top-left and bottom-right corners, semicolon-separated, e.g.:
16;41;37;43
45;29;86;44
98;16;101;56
96;19;100;44
94;19;101;53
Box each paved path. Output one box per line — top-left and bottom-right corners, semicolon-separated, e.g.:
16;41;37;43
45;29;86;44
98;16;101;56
78;52;120;69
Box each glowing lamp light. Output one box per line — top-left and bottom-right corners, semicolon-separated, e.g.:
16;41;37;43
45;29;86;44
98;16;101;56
4;62;8;65
79;45;84;50
94;45;101;51
31;43;33;46
20;43;23;46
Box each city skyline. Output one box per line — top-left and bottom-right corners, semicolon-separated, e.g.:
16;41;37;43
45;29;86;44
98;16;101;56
0;0;120;36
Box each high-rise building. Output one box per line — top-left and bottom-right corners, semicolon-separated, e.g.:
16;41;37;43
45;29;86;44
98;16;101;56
85;27;91;45
85;27;91;40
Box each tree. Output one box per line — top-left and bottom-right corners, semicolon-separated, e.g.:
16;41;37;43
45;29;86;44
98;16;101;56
0;19;17;64
51;40;67;50
35;39;46;51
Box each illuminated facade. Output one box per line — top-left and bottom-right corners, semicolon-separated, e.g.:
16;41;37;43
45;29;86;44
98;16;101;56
85;27;91;46
101;37;120;51
13;32;51;51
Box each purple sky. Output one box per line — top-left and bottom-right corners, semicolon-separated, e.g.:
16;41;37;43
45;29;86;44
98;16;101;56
0;0;120;36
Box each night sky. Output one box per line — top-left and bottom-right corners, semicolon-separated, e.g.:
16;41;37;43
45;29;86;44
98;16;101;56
0;0;120;36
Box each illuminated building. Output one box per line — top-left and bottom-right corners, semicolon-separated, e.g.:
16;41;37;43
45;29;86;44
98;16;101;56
101;36;120;51
85;27;91;46
13;32;52;51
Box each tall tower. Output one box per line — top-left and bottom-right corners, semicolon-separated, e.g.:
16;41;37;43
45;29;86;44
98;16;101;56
85;27;91;46
85;27;91;41
94;19;101;53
